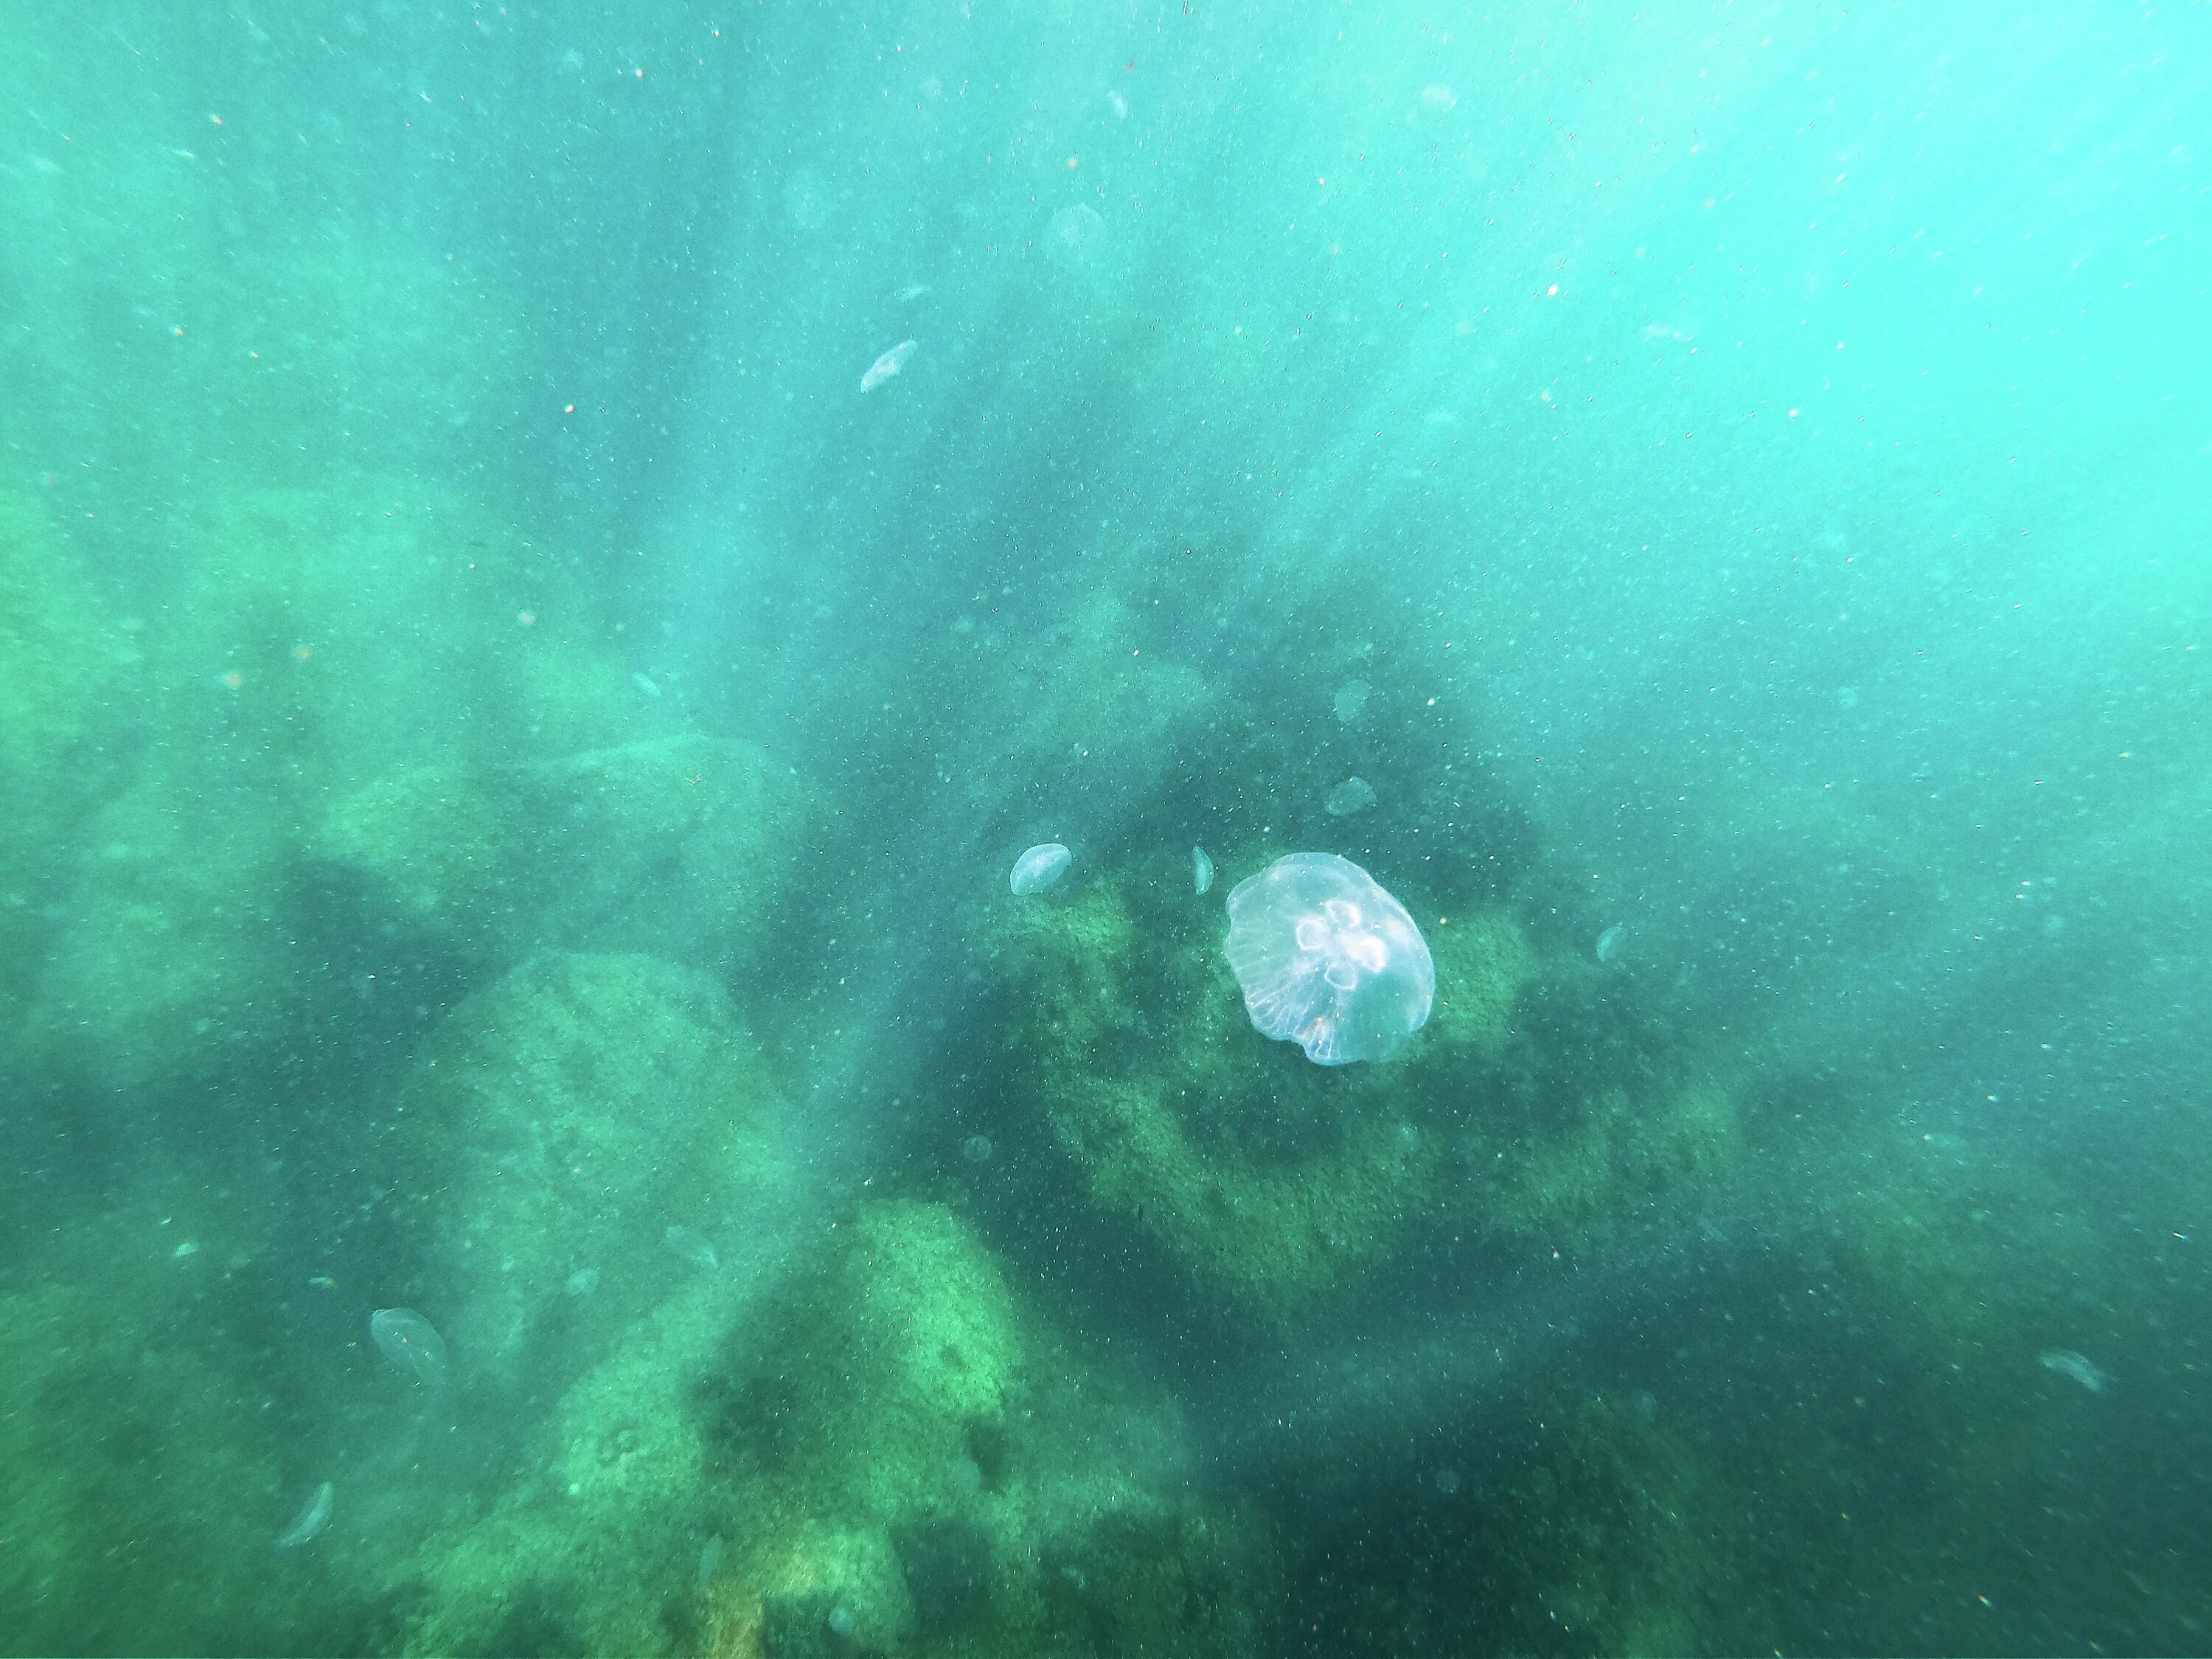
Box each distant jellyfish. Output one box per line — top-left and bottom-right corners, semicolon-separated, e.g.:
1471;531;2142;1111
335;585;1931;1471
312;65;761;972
860;338;917;392
664;1225;720;1275
962;1133;994;1164
1048;203;1105;265
275;1481;334;1549
369;1307;448;1388
1433;1467;1461;1495
1324;776;1376;816
1595;923;1627;963
782;167;835;230
1223;853;1435;1065
1009;843;1071;894
1332;678;1371;723
2039;1349;2109;1393
1192;846;1215;894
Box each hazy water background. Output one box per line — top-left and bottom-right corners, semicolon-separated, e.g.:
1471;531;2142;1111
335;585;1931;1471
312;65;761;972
1;3;2206;1654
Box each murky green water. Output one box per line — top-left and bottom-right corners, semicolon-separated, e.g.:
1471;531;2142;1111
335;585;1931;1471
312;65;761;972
3;4;2206;1654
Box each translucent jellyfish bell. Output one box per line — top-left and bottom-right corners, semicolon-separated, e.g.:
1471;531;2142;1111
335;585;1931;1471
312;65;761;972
1223;853;1434;1065
1009;843;1072;894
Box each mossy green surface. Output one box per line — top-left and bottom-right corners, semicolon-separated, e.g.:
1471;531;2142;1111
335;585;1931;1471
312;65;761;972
403;1197;1283;1658
975;868;1541;1314
316;733;831;973
389;950;792;1401
0;494;139;1028
23;758;307;1094
0;1190;349;1657
709;1198;1282;1658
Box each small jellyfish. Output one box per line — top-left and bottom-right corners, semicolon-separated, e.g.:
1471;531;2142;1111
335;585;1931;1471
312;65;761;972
369;1307;448;1388
1009;843;1071;894
782;167;835;230
1223;853;1435;1065
564;1267;600;1297
962;1133;994;1164
697;1534;725;1590
1048;203;1105;264
2039;1349;2109;1393
1433;1467;1461;1495
633;672;662;698
1332;678;1370;723
1193;846;1215;894
1595;924;1627;963
1324;776;1376;816
664;1225;720;1275
275;1481;334;1549
860;338;917;392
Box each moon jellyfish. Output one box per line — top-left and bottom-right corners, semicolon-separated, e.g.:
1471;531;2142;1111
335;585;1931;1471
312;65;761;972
1048;203;1105;265
369;1307;448;1388
275;1481;334;1549
1324;776;1376;816
860;338;917;392
1332;678;1370;723
1223;853;1435;1065
664;1224;720;1275
2039;1349;2109;1393
1009;843;1071;894
1595;923;1626;963
1193;846;1215;894
782;167;835;230
962;1133;994;1164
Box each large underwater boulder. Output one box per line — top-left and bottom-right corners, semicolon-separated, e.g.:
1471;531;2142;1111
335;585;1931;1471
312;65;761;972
385;950;792;1403
0;495;141;1034
403;1199;1281;1658
977;870;1535;1315
313;731;834;975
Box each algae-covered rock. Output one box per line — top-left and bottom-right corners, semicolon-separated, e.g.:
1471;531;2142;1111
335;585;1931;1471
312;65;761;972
391;951;793;1401
405;1197;1281;1658
313;732;833;975
403;1273;740;1659
161;485;639;784
1469;1394;1738;1655
0;494;140;1023
977;869;1538;1315
0;1270;303;1654
709;1199;1283;1657
23;761;306;1094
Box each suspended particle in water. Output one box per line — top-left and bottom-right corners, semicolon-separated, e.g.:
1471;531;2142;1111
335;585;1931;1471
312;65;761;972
1193;845;1214;894
369;1307;448;1388
1009;843;1071;894
1224;853;1434;1065
1324;776;1376;816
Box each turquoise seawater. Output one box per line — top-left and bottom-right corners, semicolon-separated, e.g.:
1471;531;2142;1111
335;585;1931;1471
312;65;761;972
2;4;2206;1654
